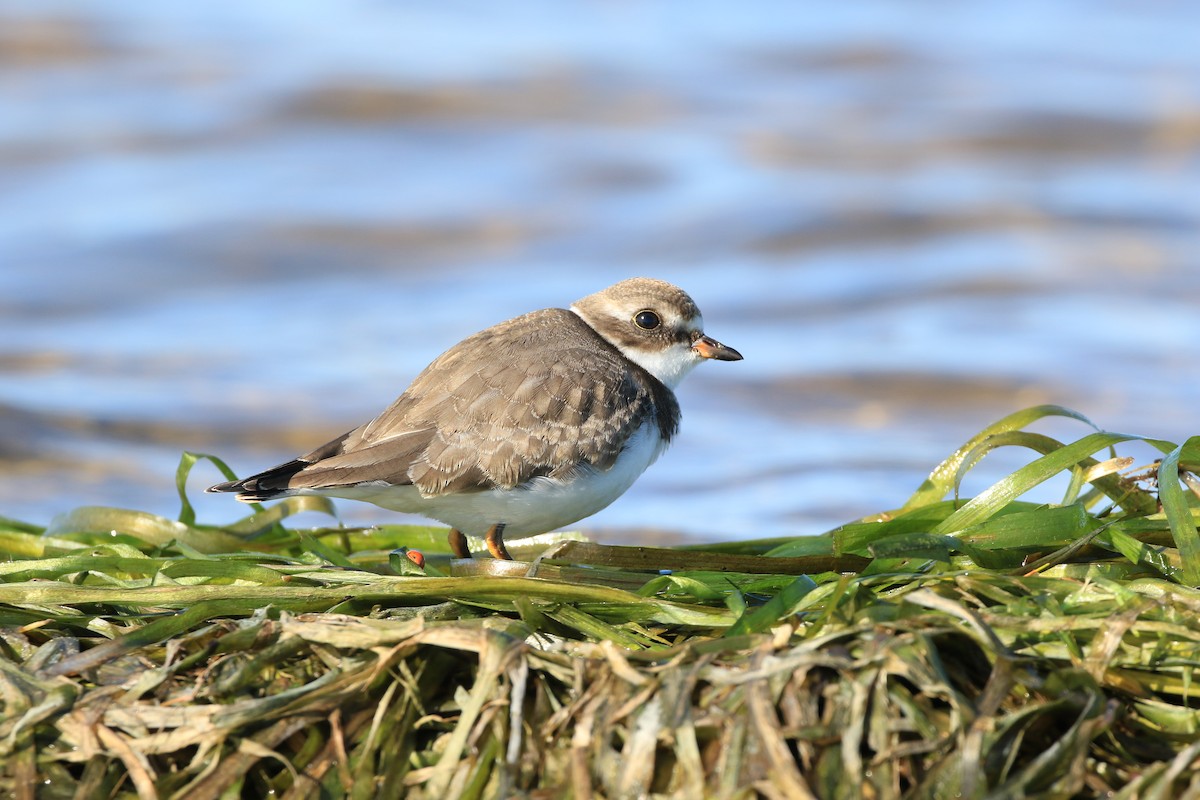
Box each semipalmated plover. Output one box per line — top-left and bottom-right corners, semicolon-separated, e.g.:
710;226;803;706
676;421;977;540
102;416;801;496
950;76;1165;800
208;277;742;559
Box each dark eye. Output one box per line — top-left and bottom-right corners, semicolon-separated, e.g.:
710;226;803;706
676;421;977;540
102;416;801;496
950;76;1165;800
634;310;661;330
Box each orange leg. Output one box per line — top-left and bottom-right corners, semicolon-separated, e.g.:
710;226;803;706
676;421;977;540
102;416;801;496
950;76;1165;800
485;523;511;560
448;528;471;559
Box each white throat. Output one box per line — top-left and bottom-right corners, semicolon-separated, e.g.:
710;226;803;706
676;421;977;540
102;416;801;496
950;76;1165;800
617;340;701;389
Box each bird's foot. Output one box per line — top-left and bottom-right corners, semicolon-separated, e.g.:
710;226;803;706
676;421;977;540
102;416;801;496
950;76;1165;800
448;528;471;559
485;523;511;560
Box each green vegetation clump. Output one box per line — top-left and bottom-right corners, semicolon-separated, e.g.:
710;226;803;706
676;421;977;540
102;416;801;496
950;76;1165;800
1;406;1200;798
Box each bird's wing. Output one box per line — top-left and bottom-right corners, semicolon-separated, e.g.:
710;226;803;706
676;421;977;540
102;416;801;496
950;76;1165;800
250;309;679;497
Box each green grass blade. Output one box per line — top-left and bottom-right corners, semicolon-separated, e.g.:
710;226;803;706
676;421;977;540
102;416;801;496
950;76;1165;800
900;404;1099;512
932;432;1171;535
958;504;1097;550
1103;527;1183;581
952;431;1159;515
543;540;865;574
724;575;818;637
1158;436;1200;585
176;450;242;526
46;507;251;553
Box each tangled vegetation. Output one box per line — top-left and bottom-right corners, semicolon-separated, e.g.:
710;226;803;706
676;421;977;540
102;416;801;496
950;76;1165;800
1;406;1199;798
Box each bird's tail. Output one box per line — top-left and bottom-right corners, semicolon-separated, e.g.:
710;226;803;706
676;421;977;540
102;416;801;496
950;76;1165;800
206;459;310;503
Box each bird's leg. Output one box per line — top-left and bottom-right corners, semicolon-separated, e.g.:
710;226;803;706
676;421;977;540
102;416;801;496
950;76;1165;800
485;523;511;560
448;528;471;559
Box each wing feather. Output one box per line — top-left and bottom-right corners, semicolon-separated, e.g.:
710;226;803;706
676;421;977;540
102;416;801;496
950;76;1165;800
219;308;679;499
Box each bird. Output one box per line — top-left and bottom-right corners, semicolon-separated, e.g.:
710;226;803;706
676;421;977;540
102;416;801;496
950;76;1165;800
207;277;742;560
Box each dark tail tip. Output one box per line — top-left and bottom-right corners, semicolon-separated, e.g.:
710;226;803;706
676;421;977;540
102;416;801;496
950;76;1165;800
207;479;280;503
206;458;309;502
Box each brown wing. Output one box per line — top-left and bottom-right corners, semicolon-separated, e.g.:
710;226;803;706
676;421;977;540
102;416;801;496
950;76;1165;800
242;308;679;498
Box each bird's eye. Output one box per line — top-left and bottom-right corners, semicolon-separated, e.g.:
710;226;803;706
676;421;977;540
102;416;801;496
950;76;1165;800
634;310;661;330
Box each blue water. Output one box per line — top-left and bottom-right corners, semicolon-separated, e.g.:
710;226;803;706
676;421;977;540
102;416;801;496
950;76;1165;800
3;2;1199;541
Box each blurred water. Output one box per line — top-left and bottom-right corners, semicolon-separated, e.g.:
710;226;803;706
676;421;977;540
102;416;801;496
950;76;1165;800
3;2;1199;542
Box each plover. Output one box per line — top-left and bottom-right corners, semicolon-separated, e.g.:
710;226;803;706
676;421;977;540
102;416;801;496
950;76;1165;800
208;277;742;559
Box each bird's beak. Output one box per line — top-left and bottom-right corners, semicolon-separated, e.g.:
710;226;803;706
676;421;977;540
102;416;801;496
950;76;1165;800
692;334;743;361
